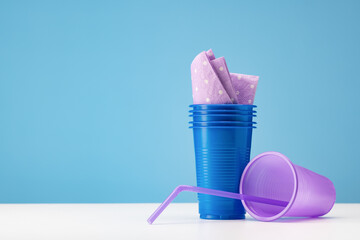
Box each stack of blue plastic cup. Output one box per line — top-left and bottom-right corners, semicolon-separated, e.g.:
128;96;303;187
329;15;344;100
189;104;257;220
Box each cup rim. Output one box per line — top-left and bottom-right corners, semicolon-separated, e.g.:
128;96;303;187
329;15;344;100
189;114;257;117
189;126;257;129
189;104;257;108
189;121;257;124
189;110;257;113
239;151;299;222
190;109;256;110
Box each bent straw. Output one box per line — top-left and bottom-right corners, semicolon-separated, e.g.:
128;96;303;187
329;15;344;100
147;185;289;224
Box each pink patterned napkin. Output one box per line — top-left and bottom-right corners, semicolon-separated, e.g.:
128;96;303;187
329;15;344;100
191;49;259;105
206;49;215;60
210;57;238;104
230;73;259;105
191;51;232;104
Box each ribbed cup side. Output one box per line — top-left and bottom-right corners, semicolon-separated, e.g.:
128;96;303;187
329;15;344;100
192;127;253;218
285;164;336;217
195;147;250;215
196;149;250;184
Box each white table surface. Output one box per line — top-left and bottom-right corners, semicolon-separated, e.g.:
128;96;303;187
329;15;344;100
0;203;358;240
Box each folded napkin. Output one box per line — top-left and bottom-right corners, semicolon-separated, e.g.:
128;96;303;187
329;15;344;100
191;51;233;104
206;49;215;60
191;49;259;105
210;57;239;104
230;73;259;105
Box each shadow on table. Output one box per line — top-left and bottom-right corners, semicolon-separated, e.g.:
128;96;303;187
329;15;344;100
246;216;339;223
153;216;339;225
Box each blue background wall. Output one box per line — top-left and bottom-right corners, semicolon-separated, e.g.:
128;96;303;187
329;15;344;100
0;0;359;203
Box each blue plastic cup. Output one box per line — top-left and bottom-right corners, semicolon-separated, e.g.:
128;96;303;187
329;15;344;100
190;121;257;127
189;104;257;220
190;114;256;122
191;125;254;219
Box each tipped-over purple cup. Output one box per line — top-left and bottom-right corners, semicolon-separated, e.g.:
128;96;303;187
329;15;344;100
147;152;336;223
240;151;336;221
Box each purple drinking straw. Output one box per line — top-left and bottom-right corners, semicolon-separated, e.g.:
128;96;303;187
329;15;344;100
147;185;289;224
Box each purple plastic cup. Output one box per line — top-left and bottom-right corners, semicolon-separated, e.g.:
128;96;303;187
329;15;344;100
240;152;336;221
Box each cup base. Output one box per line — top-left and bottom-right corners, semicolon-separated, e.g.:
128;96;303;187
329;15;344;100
200;214;245;220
